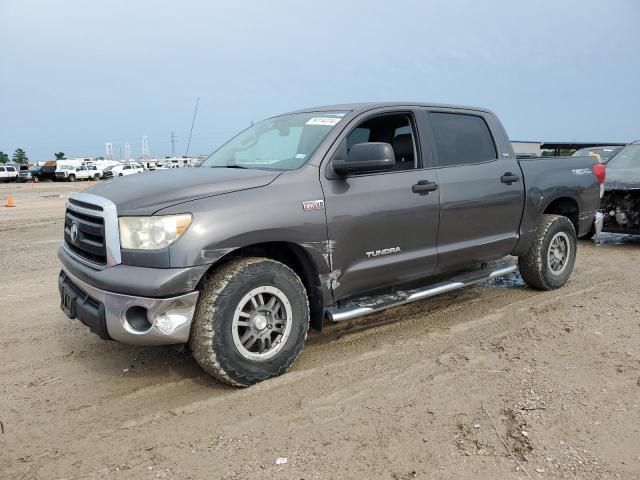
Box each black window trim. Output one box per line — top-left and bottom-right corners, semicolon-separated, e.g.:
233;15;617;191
426;109;500;169
326;110;427;178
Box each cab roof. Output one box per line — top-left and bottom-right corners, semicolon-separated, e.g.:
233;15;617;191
285;102;493;116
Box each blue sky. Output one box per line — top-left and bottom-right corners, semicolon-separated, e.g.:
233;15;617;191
1;0;639;161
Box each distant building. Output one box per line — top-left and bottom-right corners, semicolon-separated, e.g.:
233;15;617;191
511;141;542;157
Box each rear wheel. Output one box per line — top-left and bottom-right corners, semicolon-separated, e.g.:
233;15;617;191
190;257;309;387
518;214;577;290
32;176;39;183
68;174;76;182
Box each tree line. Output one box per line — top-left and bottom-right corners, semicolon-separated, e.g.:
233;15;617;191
0;150;66;164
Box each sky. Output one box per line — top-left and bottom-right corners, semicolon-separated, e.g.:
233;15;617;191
1;0;639;161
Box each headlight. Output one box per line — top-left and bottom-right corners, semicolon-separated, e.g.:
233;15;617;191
119;214;192;250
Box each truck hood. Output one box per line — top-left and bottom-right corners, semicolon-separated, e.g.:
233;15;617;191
605;168;640;191
86;167;282;215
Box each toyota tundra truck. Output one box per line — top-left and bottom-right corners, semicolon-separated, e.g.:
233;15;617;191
58;102;604;386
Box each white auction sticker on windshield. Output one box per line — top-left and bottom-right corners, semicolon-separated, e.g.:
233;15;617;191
306;117;342;127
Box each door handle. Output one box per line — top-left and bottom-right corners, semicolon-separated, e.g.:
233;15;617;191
412;180;438;195
500;172;520;184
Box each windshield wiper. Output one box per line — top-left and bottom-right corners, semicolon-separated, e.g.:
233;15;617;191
210;165;250;169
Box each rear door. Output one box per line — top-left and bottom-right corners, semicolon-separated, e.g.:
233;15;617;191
425;109;524;272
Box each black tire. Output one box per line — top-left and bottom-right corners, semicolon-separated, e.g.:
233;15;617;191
32;176;39;183
68;174;76;182
518;214;577;290
190;257;309;387
93;174;100;181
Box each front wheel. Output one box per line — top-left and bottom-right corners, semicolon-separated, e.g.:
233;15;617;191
518;214;577;290
32;176;39;183
190;257;309;387
68;174;76;182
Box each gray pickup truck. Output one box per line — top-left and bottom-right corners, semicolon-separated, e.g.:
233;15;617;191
58;102;604;386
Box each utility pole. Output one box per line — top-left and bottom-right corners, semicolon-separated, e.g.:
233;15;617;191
142;136;149;160
105;143;113;160
170;132;177;157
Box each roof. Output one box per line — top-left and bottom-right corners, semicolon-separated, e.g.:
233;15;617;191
285;102;493;116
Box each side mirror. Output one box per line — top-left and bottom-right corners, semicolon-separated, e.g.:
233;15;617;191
332;142;395;176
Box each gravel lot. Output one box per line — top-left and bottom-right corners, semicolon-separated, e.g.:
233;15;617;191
1;181;639;480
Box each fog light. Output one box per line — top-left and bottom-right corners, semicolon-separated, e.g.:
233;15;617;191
125;306;152;332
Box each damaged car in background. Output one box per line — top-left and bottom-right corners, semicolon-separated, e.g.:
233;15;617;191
598;141;640;235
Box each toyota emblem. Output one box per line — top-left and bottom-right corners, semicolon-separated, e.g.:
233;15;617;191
70;223;79;243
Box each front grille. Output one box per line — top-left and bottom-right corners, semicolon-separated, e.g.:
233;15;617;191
69;198;103;212
64;207;107;265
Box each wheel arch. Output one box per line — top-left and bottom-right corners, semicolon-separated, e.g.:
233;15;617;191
542;196;579;233
201;241;325;331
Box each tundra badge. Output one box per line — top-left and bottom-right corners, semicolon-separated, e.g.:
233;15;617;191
366;247;401;258
302;200;325;211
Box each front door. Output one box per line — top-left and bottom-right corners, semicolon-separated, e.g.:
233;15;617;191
321;111;440;301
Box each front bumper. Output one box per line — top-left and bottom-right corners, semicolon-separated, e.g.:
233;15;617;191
59;267;200;345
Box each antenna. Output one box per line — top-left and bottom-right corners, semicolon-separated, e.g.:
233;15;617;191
185;97;199;158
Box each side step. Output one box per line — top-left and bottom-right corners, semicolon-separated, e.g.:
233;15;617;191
326;260;518;323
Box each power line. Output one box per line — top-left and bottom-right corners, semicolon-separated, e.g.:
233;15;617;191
185;97;199;157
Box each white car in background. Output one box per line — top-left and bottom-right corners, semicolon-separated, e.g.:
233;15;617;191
55;164;97;182
104;163;144;179
0;165;18;182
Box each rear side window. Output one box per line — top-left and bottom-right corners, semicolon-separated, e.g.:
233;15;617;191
430;112;497;167
6;166;16;172
0;167;5;172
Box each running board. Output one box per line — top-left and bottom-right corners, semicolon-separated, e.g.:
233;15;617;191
326;260;518;323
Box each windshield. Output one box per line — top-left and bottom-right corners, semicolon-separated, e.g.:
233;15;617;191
572;146;622;163
201;111;348;170
606;145;640;169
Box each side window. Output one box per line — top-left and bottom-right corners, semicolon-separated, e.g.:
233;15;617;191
346;127;370;149
7;166;16;172
344;113;419;172
429;112;497;167
0;167;5;172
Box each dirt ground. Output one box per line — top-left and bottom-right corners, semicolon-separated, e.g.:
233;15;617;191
1;181;639;480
